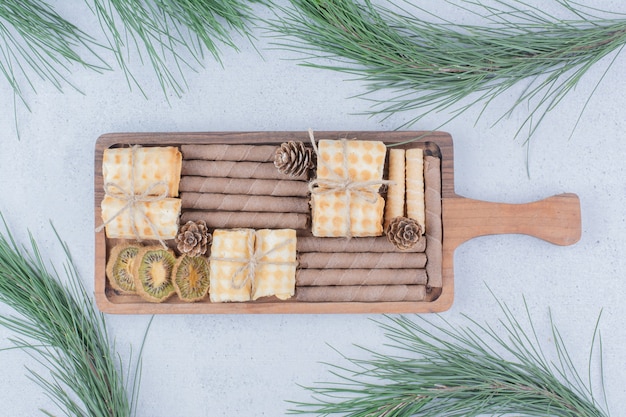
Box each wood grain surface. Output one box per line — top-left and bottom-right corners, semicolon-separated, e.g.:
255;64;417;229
94;131;580;314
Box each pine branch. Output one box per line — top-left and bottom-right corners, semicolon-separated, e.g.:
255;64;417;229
0;214;145;417
268;0;626;142
0;0;269;107
289;295;610;416
0;0;108;108
88;0;268;98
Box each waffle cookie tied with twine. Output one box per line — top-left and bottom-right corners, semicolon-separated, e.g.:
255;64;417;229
209;228;297;302
97;145;182;246
309;131;390;237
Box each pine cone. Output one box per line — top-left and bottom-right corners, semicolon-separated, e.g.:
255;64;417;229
274;141;314;177
386;216;423;250
175;221;211;257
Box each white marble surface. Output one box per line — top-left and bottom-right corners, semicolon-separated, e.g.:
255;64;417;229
0;1;625;415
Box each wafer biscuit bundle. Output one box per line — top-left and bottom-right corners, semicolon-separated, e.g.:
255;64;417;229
310;139;387;237
208;229;297;302
99;146;182;242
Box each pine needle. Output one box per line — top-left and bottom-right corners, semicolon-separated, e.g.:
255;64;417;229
87;0;268;98
0;214;144;417
0;0;108;108
0;0;268;106
268;0;626;142
288;295;610;416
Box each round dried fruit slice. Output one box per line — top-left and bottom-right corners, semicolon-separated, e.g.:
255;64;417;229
172;254;210;302
105;243;141;293
132;246;176;303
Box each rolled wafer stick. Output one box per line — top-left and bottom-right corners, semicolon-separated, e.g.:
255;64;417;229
181;192;310;213
182;160;308;180
406;148;425;231
424;155;442;288
179;176;310;197
181;210;309;230
384;148;406;230
296;285;427;302
296;235;425;253
181;144;278;162
296;269;427;286
298;252;427;269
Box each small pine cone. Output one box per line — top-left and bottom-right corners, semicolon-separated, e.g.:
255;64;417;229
175;221;212;257
274;141;314;177
386;216;423;251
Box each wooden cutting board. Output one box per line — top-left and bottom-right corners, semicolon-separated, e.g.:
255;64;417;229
94;131;580;314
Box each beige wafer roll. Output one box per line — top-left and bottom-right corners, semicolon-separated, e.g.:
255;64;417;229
298;252;427;269
182;160;308;180
181;144;278;162
181;210;309;230
179;176;310;197
181;192;310;213
296;269;427;286
296;235;425;253
384;148;406;229
296;285;427;302
424;155;442;288
406;148;425;231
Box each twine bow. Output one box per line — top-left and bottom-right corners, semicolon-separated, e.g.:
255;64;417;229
307;128;393;237
95;145;170;248
209;230;297;293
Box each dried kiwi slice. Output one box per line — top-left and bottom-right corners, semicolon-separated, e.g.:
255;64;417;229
172;255;210;302
105;243;141;293
132;246;176;303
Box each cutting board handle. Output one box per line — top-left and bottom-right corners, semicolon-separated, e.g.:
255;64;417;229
443;193;581;247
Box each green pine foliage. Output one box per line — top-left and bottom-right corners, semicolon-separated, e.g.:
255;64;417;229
0;216;146;417
88;0;267;97
269;0;626;141
0;0;267;102
0;0;107;107
289;298;610;416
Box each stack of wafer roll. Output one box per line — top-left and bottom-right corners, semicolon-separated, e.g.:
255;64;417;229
179;144;310;230
383;146;442;289
295;231;429;302
383;147;425;232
